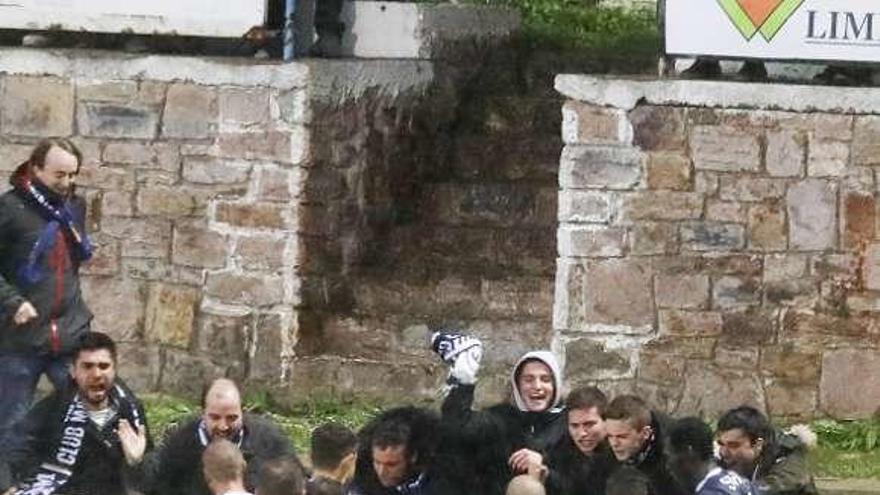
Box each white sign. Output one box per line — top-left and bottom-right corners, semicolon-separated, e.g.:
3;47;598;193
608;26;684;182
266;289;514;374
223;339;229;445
0;0;265;38
666;0;880;63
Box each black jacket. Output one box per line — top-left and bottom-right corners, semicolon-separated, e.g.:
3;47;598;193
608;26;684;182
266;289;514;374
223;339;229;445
752;429;818;495
0;381;151;495
0;169;92;356
545;440;616;495
440;384;566;495
606;411;688;495
144;413;300;495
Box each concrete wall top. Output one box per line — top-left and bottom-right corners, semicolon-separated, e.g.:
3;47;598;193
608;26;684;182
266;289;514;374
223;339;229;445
0;48;310;89
555;74;880;115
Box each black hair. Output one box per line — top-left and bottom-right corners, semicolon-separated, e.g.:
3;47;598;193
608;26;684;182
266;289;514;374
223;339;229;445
606;466;649;495
716;406;772;443
75;332;117;363
565;386;607;416
669;417;714;461
259;456;306;495
307;477;344;495
311;422;357;471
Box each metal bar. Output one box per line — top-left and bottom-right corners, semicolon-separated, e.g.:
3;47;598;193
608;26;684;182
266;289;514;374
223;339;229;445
283;0;296;61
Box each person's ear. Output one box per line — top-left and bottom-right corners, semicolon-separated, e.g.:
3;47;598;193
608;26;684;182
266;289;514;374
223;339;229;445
337;451;357;483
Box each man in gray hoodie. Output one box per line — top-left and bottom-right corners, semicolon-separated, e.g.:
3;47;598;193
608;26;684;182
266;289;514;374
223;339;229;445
431;332;567;495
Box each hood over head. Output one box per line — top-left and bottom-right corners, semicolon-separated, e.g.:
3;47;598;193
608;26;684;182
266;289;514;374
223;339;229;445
510;350;564;413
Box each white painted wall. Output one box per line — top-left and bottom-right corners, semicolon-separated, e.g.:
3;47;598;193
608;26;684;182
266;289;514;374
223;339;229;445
0;0;265;38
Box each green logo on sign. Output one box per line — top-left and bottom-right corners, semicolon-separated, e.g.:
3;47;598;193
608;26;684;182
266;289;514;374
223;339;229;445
717;0;805;41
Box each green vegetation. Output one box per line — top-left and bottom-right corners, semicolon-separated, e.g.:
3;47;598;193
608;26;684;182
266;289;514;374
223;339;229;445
811;419;880;478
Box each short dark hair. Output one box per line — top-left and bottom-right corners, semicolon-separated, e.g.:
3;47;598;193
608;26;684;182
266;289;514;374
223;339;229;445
311;422;357;471
75;332;117;363
606;466;649;495
603;395;652;430
27;138;83;172
669;417;714;461
307;477;344;495
371;416;412;451
259;456;306;495
565;386;607;415
717;406;772;443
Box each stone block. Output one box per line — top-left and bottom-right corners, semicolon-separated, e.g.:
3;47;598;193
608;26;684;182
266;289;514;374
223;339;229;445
714;346;759;370
81;233;121;277
852;116;880;167
172;222;228;269
620;192;703;222
275;88;310;126
561;101;629;145
675;364;765;418
807;139;849;177
865;243;880;291
748;203;787;251
122;258;205;287
848;294;880;313
655;275;710;309
764;254;808;283
160;349;235;397
629;105;687;151
761;345;821;384
76;80;165;105
658;310;722;336
115;343;161;393
206;272;284;306
219;87;270;128
80;277;144;341
719;177;786;202
680;222;745;251
258;167;294;202
703;255;764;277
236;235;287;271
137;186;208;217
215;202;288;230
691;126;760;172
713;276;760;309
820;349;880;418
562;259;654;328
559;145;642;190
630;222;677;255
144;284;199;348
721;309;776;345
646;152;691;191
766;384;817;419
558;226;625;258
787;179;837;251
694;172;719;196
76;165;136;192
642;336;715;360
0;143;34;173
162;84;218;139
1;76;73;137
100;217;171;258
218;131;295;163
765;129;805;177
182;157;252;185
843;193;876;249
638;351;685;384
195;306;251;360
706;201;747;224
558;190;611;224
101;191;133;217
250;312;291;380
564;338;632;380
77;101;159;139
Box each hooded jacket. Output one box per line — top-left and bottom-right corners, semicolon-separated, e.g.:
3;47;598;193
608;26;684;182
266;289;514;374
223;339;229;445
440;351;567;495
751;429;818;495
0;164;92;356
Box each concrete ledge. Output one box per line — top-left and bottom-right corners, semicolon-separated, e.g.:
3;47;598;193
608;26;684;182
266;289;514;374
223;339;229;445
306;59;435;102
555;74;880;115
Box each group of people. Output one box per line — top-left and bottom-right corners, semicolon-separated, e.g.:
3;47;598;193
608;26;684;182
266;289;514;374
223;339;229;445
0;140;820;495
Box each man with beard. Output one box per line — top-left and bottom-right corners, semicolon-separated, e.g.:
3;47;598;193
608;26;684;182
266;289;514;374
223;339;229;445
0;139;94;449
0;332;150;495
347;407;451;495
145;378;302;495
538;386;615;495
667;417;755;495
431;331;567;495
603;395;687;495
716;406;817;495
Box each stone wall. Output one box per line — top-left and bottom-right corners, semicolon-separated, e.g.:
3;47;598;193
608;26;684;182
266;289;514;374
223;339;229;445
554;76;880;420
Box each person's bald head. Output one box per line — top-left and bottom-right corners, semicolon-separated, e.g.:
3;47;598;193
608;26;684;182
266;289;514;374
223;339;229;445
202;378;244;440
506;475;546;495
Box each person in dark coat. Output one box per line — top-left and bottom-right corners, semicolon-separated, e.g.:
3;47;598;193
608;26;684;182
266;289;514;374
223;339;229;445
603;395;688;495
0;138;94;449
667;417;755;495
716;406;818;495
307;422;357;495
0;332;151;495
431;331;567;495
145;378;302;495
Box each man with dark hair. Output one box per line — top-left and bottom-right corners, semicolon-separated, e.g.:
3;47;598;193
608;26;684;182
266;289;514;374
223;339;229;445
0;332;151;495
431;331;567;495
539;386;616;495
308;422;357;494
603;395;687;495
716;406;817;495
145;378;302;495
668;417;754;495
0;138;94;449
259;457;306;495
348;406;449;495
203;439;252;495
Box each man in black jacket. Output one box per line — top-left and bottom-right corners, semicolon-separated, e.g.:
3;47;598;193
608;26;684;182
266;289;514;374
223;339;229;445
432;332;567;495
603;395;687;495
145;378;302;495
0;331;151;495
0;139;94;449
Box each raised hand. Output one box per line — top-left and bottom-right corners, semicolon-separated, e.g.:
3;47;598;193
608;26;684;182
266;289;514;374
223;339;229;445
117;419;147;466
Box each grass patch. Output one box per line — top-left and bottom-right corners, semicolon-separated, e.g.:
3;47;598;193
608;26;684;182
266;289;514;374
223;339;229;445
812;447;880;479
